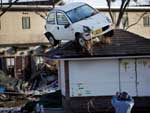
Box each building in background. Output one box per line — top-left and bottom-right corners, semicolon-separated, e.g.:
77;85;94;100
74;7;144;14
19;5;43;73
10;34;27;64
0;0;62;80
98;6;150;38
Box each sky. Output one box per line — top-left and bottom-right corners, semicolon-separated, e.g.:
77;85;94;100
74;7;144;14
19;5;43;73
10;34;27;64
63;0;149;7
2;0;149;7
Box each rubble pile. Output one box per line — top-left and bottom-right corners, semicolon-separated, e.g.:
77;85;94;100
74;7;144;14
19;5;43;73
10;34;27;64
0;60;59;110
0;107;21;113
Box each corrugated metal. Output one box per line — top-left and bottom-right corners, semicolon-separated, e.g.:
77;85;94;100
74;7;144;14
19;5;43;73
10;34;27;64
120;59;137;96
137;59;150;96
69;59;119;97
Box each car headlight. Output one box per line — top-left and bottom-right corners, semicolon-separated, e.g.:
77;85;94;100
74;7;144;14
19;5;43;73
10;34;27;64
83;26;91;33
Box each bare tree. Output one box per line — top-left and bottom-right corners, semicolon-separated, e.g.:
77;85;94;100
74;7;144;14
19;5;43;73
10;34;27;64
0;0;64;19
106;0;115;23
33;0;64;20
0;0;20;17
106;0;140;28
125;12;148;30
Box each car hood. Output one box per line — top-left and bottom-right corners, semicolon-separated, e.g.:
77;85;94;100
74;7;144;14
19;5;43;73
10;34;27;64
72;13;111;31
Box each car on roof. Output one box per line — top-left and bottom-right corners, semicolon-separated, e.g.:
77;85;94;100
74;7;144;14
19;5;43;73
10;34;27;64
44;2;114;47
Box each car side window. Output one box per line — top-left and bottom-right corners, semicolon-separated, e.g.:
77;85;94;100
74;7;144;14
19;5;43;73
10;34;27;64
57;12;69;25
47;12;55;24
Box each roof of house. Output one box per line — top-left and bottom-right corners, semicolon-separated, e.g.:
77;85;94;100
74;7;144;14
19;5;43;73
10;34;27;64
45;29;150;59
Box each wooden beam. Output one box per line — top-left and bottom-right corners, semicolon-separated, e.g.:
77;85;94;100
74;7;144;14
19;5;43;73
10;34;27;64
64;60;70;97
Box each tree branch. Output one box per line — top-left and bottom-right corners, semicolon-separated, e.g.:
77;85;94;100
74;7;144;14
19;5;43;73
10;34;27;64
0;0;19;17
0;0;2;8
116;0;131;28
125;12;148;30
34;0;63;20
106;0;115;23
34;12;46;20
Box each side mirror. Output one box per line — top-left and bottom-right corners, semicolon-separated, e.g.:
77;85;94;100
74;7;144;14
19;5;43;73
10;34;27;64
64;23;70;28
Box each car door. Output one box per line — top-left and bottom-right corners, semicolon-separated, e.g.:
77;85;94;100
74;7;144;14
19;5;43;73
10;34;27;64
46;11;58;38
56;12;74;40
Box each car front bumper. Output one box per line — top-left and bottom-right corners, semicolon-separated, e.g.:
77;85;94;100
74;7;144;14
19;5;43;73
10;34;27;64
83;25;113;40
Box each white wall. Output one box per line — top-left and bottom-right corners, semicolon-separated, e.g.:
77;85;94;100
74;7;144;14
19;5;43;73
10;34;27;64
69;59;120;97
136;59;150;96
58;58;150;97
120;59;137;96
59;61;66;96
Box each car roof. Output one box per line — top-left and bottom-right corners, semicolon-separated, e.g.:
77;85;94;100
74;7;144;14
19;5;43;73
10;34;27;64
53;2;86;12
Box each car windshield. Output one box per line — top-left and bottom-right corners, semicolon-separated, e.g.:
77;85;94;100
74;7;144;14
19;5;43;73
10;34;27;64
66;4;97;23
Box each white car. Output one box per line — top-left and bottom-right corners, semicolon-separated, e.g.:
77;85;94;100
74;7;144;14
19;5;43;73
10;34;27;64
45;2;113;47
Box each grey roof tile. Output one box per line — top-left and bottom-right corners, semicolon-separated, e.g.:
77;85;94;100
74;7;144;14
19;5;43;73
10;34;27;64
45;29;150;59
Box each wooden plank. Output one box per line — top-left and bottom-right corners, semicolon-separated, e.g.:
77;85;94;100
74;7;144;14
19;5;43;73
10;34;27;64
64;61;70;97
15;56;23;79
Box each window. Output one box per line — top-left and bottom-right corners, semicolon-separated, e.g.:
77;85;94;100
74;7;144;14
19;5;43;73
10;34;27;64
6;57;15;77
143;16;150;27
6;58;15;67
47;12;55;24
22;17;30;29
57;12;69;25
66;4;97;23
36;56;44;64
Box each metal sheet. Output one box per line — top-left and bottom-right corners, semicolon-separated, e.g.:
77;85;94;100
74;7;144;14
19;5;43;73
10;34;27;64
69;59;119;97
120;59;136;96
137;59;150;96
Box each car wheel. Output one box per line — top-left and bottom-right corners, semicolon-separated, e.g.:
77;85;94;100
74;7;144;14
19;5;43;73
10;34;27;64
76;35;86;47
45;33;59;46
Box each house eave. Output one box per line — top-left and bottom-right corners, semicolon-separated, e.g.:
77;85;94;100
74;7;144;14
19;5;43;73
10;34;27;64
46;55;150;61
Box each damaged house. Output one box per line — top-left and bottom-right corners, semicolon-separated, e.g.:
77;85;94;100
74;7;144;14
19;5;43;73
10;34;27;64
0;0;63;93
45;29;150;113
0;0;63;80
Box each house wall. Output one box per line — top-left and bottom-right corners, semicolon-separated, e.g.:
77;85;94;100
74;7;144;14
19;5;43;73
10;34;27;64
0;55;33;80
0;8;150;46
59;60;66;96
69;59;120;97
60;58;150;97
0;11;48;44
127;12;150;38
102;11;150;38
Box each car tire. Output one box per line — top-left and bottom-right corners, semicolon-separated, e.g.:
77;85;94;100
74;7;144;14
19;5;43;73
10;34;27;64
45;33;59;46
76;35;86;47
